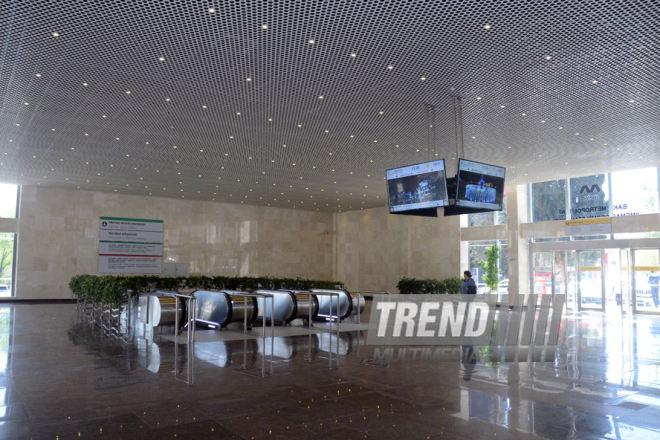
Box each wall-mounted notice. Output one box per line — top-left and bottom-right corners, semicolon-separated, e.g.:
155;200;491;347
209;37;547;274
564;217;612;236
98;217;163;274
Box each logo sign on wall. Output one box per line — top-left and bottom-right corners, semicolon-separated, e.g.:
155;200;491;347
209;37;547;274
98;217;163;274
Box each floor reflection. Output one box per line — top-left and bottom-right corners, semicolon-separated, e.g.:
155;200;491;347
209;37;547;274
3;305;660;439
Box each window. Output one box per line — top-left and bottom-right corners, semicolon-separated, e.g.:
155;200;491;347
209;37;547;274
0;235;14;297
467;187;507;226
610;167;658;217
569;174;610;220
0;185;18;297
467;240;508;293
531;180;567;222
0;185;18;218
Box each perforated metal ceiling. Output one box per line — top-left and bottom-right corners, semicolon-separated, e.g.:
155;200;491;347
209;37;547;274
0;0;658;212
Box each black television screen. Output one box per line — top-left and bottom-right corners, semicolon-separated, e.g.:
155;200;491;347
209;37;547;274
455;159;506;210
386;160;449;213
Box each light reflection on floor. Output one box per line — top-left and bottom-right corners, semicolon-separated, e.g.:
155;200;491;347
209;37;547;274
1;305;660;439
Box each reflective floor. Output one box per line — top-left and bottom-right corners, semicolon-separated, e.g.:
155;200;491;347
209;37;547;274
2;304;660;439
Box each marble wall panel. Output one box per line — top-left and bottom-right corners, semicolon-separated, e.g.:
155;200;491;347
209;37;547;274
14;186;335;299
335;207;461;294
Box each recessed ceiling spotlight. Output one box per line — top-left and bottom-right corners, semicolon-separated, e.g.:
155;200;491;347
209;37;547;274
500;105;505;108
83;83;88;86
484;24;491;30
476;97;481;100
575;133;579;135
52;32;59;37
592;80;598;84
544;55;552;60
541;120;545;123
159;56;165;61
472;136;476;139
395;145;399;147
202;105;207;109
387;65;394;70
126;91;131;94
350;53;356;58
208;8;215;13
36;73;41;77
319;96;323;99
297;124;301;127
558;127;563;129
420;77;426;81
508;146;512;148
268;118;272;121
24;102;28;105
629;99;635;103
379;111;384;115
165;98;170;102
237;112;241;115
246;78;252;82
262;25;268;29
521;113;526;116
102;115;106;118
309;39;314;44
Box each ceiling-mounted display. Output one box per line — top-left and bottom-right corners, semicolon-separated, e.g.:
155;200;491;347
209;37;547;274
386;160;448;214
455;159;506;211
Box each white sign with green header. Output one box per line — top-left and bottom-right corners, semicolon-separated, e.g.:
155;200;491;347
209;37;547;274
98;217;163;274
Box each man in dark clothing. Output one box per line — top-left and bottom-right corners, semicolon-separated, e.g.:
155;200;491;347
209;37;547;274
461;270;477;295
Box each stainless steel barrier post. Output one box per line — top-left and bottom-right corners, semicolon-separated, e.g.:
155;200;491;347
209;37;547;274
356;291;390;324
174;296;179;338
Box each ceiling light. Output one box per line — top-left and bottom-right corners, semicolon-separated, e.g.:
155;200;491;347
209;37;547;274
544;55;551;60
521;113;526;116
484;24;491;30
541;120;545;123
262;25;268;29
159;57;165;61
309;39;314;44
165;98;170;102
629;100;635;103
237;112;241;115
202;105;207;109
558;127;563;129
83;83;88;86
387;65;393;70
379;111;383;115
24;102;28;105
246;78;252;82
126;91;130;95
500;105;505;108
319;96;323;99
102;115;106;118
208;8;215;13
592;80;598;84
476;97;481;100
350;53;356;58
268;118;272;121
36;73;41;77
420;77;426;81
575;133;579;135
52;32;59;37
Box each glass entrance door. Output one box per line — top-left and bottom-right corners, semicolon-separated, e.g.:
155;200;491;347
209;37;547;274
632;249;660;315
578;250;605;311
553;250;577;311
533;252;552;295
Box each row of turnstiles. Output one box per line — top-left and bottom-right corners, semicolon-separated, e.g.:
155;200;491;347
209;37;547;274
138;289;366;329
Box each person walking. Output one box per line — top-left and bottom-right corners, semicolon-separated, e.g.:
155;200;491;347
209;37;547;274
649;271;660;308
461;270;477;295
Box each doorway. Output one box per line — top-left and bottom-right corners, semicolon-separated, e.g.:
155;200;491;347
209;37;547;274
531;238;660;315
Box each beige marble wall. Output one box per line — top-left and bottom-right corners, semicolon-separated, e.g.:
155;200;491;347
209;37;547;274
335;207;462;294
13;186;335;299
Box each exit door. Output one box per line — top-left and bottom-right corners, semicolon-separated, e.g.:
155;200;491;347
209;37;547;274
577;250;605;312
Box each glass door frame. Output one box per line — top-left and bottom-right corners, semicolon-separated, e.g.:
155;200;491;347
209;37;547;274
530;237;660;315
576;249;605;313
631;248;660;316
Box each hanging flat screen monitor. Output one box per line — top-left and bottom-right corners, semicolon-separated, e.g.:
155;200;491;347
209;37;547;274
455;159;506;211
386;159;449;214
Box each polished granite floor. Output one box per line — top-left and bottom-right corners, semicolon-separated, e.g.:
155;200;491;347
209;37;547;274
2;304;660;439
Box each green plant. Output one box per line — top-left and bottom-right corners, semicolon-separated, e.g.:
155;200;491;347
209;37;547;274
69;274;346;306
478;245;501;293
396;276;464;294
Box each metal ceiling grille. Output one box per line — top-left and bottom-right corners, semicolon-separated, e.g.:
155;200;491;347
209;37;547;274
0;0;658;211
